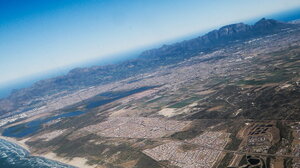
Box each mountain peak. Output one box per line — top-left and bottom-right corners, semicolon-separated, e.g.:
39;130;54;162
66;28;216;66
257;17;267;22
252;18;292;34
217;22;250;35
254;18;283;27
139;18;296;60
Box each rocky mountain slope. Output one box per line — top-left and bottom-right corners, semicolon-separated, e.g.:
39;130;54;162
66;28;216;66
0;18;298;116
0;17;300;168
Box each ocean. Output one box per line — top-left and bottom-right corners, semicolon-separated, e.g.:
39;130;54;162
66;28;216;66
0;139;74;168
0;7;300;168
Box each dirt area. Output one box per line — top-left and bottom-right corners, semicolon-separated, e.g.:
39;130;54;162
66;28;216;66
271;158;284;168
158;108;177;117
228;154;243;167
207;106;224;112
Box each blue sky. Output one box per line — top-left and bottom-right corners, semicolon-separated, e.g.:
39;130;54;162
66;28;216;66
1;0;300;85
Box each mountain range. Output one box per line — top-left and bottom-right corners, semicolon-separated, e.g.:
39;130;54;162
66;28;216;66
0;18;298;115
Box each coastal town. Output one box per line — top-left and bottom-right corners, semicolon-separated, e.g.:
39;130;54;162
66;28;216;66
0;18;299;168
143;131;229;168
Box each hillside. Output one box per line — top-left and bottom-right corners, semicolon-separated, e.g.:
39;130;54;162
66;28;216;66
0;18;297;117
0;18;300;168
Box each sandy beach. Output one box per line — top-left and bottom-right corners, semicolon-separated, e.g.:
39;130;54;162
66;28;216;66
0;136;96;168
0;135;30;151
42;152;96;168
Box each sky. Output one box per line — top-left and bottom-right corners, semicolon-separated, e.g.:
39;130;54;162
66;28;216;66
1;0;300;86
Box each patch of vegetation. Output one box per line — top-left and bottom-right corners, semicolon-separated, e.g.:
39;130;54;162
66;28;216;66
28;131;161;167
204;76;230;88
217;152;233;168
239;155;248;166
170;119;221;140
143;139;155;146
265;157;271;168
277;121;293;141
225;134;242;151
133;154;162;168
284;157;293;168
168;97;197;108
158;160;180;168
269;121;293;154
179;143;198;151
170;129;204;140
209;119;243;150
237;70;289;86
146;96;164;104
169;101;190;108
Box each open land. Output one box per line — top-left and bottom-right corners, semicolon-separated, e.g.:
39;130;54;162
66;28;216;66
1;20;300;167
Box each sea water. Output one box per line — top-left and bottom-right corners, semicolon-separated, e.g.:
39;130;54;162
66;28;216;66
0;139;74;168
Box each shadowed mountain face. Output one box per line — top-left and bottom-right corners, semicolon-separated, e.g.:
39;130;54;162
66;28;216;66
1;16;300;168
0;18;298;115
140;18;292;59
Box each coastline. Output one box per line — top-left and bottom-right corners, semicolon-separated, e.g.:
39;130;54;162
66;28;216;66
0;136;96;168
40;152;96;168
0;135;30;152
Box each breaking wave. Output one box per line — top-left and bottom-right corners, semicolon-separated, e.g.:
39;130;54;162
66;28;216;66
0;139;74;168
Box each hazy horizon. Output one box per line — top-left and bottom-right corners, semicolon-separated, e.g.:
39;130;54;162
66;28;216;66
1;3;300;98
1;2;300;168
1;0;300;86
0;12;299;97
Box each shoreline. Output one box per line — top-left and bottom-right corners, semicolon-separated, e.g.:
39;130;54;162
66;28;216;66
0;135;30;152
0;136;96;168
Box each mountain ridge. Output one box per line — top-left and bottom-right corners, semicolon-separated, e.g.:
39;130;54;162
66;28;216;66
0;18;298;115
139;18;291;59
